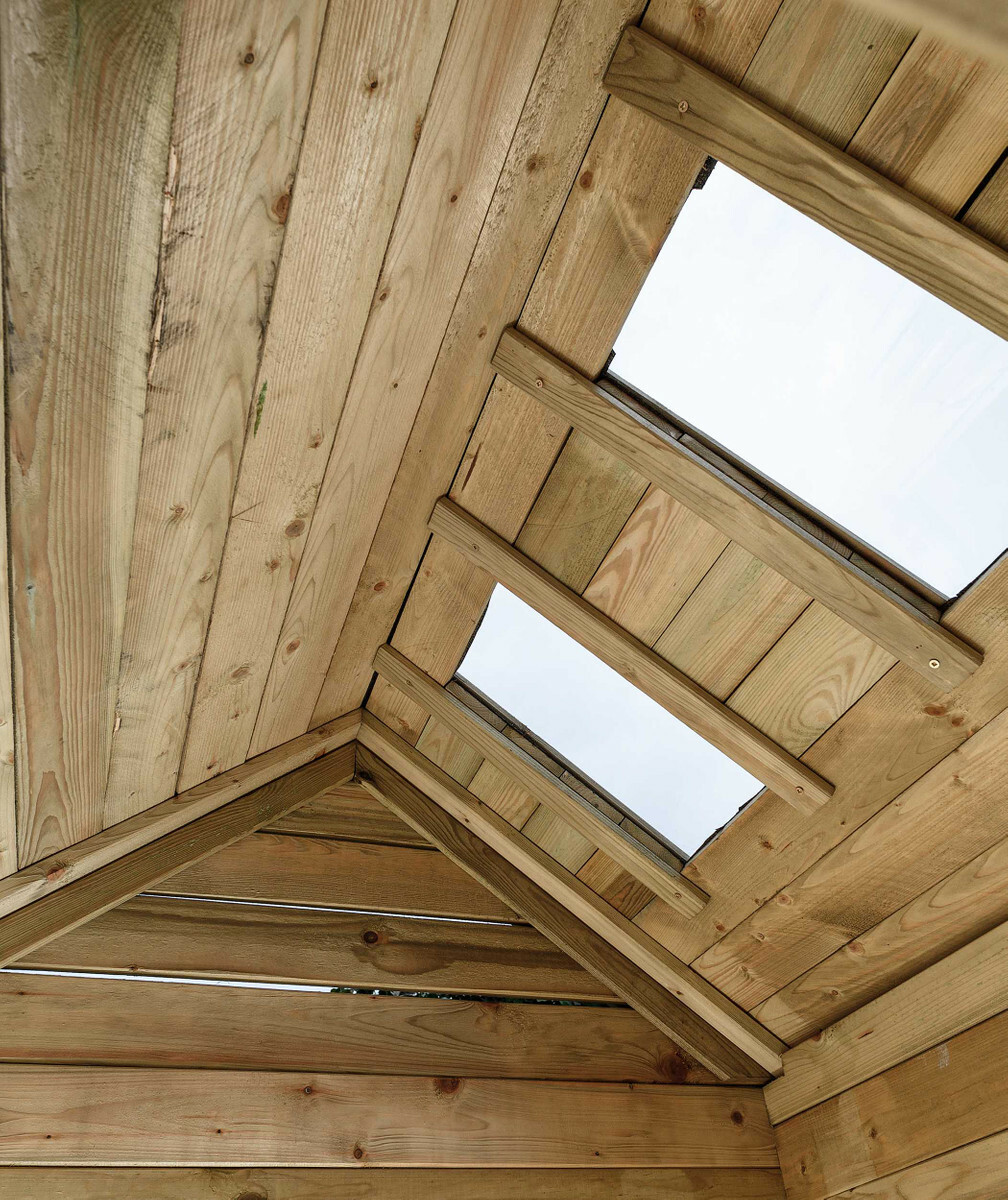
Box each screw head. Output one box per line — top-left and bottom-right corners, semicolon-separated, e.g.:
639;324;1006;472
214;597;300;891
928;658;941;670
795;785;804;795
678;99;689;114
534;377;544;389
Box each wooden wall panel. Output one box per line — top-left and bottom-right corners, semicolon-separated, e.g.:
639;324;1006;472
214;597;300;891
265;785;429;847
1;0;181;863
20;894;609;1000
103;0;327;823
0;220;14;880
0;972;712;1083
0;1167;789;1200
0;1068;778;1166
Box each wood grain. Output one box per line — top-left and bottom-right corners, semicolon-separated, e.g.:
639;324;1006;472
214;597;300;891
265;784;430;847
0;972;710;1082
604;25;1008;338
104;0;326;823
0;746;354;969
0;213;14;880
22;892;603;1000
1;0;181;862
855;0;1008;63
828;1129;1008;1199
0;1068;778;1167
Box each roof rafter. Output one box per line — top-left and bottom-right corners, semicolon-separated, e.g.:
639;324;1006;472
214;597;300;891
492;329;983;690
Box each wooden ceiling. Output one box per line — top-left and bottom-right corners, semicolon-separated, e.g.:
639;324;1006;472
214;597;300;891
1;0;1008;1190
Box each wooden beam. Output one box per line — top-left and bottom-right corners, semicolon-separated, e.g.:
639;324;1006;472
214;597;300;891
22;893;601;1000
854;0;1008;63
765;915;1008;1123
152;831;515;920
0;972;714;1083
603;26;1008;341
0;710;360;919
428;497;833;810
0;740;354;968
373;644;705;915
0;1067;779;1167
0;1167;789;1200
357;719;784;1077
493;329;983;691
265;782;430;846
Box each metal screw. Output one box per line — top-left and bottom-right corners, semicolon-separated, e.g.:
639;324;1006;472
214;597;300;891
928;658;941;670
678;99;689;114
534;377;544;389
795;785;804;795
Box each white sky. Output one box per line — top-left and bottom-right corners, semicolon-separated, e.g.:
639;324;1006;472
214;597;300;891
460;166;1008;856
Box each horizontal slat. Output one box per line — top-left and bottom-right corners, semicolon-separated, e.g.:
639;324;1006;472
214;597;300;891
0;744;355;969
20;894;605;1000
0;972;712;1083
604;26;1008;341
765;917;1008;1122
0;1067;778;1166
153;831;515;921
429;496;833;810
266;783;430;846
358;719;784;1078
493;328;982;691
0;1167;789;1200
774;1007;1008;1200
373;644;705;915
827;1129;1008;1199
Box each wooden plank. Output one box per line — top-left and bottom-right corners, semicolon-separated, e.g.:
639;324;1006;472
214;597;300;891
774;1007;1008;1200
854;0;1008;62
830;1130;1008;1199
429;496;834;809
265;784;430;847
0;1067;778;1167
691;702;1008;1010
493;328;982;690
0;1167;789;1200
1;0;181;863
0;745;354;970
765;917;1008;1122
603;26;1008;340
23;893;603;1001
152;831;515;921
174;0;454;789
0;710;359;920
754;829;1008;1044
358;720;784;1077
373;643;707;915
0;195;14;880
0;972;713;1084
308;0;648;727
103;0;327;822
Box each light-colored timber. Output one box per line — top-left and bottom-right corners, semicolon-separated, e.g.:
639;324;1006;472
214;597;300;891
428;497;834;809
855;0;1008;62
372;643;706;915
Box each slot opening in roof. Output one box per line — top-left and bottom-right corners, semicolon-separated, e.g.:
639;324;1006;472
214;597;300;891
610;163;1008;599
457;585;760;858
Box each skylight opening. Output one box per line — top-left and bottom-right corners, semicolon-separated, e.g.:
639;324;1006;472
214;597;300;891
611;164;1008;598
457;585;760;858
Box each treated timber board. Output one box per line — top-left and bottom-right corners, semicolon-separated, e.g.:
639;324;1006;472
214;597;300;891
492;328;981;690
0;746;355;969
0;711;359;920
358;722;783;1078
754;829;1008;1043
265;784;429;847
310;0;650;726
22;893;604;1000
103;0;326;825
604;26;1008;340
175;0;455;789
774;1007;1008;1200
1;0;181;863
765;917;1008;1122
153;831;516;920
0;971;713;1083
0;1068;778;1167
0;213;14;880
373;643;706;915
429;497;833;809
0;1167;789;1200
856;0;1008;63
828;1129;1008;1199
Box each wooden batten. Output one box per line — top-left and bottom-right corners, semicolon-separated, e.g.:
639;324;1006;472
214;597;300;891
427;495;834;809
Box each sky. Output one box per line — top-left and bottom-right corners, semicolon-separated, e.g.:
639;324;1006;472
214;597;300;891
459;165;1008;857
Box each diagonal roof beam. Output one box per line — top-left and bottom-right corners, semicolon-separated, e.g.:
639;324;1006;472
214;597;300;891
603;26;1008;341
428;496;834;810
492;329;983;691
0;714;358;966
357;713;784;1079
373;644;706;916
